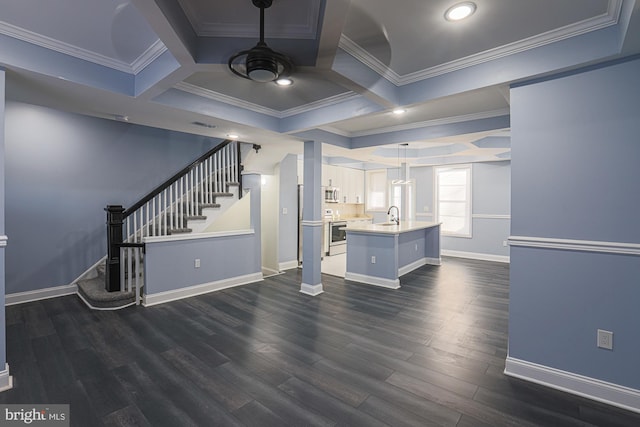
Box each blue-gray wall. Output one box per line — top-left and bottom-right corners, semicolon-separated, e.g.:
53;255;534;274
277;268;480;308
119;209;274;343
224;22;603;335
4;101;223;294
145;233;260;295
0;69;8;378
410;161;510;259
145;173;262;296
278;154;298;266
509;56;640;389
443;162;510;259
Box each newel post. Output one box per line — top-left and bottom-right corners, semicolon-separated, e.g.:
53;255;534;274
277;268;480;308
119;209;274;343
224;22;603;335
105;205;125;292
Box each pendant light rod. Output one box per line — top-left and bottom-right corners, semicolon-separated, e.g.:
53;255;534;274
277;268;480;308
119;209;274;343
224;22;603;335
259;5;265;43
228;0;293;83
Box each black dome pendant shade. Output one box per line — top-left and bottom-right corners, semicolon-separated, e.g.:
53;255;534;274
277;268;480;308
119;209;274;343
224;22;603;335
228;0;294;82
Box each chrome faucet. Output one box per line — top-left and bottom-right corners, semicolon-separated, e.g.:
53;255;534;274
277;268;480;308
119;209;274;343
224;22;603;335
387;205;400;225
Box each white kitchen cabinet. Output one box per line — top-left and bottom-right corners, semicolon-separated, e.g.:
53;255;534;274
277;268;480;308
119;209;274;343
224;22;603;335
321;164;365;204
340;167;364;204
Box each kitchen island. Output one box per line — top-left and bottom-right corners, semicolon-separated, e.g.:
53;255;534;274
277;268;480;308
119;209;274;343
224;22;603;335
344;221;441;289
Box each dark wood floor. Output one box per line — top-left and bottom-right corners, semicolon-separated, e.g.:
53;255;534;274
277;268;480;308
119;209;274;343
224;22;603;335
2;257;640;426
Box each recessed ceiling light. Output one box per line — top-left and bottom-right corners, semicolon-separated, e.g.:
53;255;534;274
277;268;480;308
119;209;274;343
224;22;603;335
392;108;407;115
275;78;293;86
445;2;476;21
227;134;239;140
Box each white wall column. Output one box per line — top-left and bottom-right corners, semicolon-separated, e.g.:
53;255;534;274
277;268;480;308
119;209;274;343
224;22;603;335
300;141;323;296
0;68;13;391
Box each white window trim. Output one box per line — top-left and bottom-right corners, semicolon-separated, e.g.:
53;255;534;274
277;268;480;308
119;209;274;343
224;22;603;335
365;169;388;212
434;164;473;238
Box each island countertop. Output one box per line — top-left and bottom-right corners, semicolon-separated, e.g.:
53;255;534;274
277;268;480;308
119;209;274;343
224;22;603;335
344;220;441;235
344;221;441;289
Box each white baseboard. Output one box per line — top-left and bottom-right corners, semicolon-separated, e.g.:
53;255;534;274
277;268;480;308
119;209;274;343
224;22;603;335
142;272;263;307
398;257;441;276
70;255;107;284
261;267;280;277
344;272;400;289
0;364;13;393
5;284;78;306
442;249;510;263
300;283;324;296
279;260;299;271
505;357;640;414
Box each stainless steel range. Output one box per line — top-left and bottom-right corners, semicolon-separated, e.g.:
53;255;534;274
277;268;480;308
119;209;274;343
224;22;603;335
329;220;347;256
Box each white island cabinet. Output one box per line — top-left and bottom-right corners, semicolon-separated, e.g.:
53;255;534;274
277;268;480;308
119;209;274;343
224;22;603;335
344;221;441;289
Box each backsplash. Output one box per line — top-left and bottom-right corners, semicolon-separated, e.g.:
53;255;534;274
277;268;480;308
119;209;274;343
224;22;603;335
324;203;366;219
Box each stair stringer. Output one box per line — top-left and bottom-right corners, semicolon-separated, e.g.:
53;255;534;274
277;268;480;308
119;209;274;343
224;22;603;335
187;185;240;233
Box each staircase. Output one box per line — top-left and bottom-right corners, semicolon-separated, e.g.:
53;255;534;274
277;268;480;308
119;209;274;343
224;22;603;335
77;139;243;310
158;186;239;235
77;261;137;309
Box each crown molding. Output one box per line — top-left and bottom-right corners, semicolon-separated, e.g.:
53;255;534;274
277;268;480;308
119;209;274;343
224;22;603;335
350;108;511;138
318;125;352;138
196;23;317;40
340;0;623;86
175;82;359;119
0;21;166;75
279;92;360;117
319;108;509;139
131;40;169;74
178;0;321;39
175;82;283;117
338;35;402;85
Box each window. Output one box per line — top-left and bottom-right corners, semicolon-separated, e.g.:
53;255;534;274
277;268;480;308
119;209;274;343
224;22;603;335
388;180;415;220
389;182;403;217
435;165;472;237
366;169;387;211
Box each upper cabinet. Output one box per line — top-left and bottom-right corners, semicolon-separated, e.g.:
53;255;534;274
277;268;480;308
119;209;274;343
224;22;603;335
322;164;364;204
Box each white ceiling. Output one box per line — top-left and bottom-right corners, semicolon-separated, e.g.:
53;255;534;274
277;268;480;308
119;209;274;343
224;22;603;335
1;0;638;172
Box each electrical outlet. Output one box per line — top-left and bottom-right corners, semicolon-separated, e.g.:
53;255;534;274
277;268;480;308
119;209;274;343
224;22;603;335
371;256;376;264
597;329;613;350
503;240;508;247
194;258;201;268
282;207;288;215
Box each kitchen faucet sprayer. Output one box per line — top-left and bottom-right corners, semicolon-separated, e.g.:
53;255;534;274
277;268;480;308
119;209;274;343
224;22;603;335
387;205;400;225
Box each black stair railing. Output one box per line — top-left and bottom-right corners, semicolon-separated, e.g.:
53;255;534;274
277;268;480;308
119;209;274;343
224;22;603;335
105;139;243;292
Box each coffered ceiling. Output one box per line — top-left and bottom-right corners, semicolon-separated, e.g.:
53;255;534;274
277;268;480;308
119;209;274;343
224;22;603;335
1;0;639;170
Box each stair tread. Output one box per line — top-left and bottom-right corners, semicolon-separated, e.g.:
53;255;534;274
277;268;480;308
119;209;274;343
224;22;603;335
77;277;136;308
169;228;192;234
185;215;207;221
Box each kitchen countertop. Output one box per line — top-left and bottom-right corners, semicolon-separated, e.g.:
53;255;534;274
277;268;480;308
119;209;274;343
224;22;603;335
324;216;372;223
344;220;441;234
